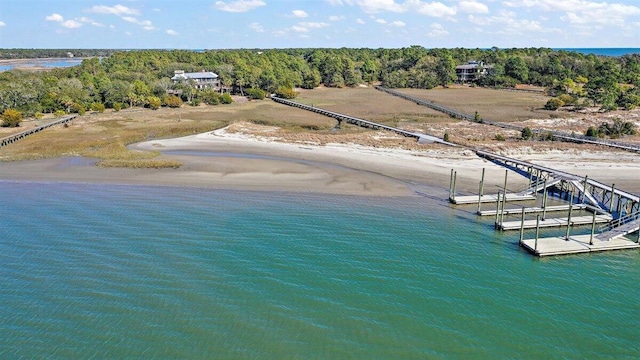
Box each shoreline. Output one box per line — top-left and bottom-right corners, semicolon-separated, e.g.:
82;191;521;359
3;125;639;199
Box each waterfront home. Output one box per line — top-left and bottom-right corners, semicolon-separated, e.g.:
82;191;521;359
171;70;221;90
455;61;489;83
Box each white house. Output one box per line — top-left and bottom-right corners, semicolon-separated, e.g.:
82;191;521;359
455;61;489;83
171;70;221;90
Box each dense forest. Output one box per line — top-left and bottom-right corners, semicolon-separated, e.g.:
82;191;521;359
1;47;639;123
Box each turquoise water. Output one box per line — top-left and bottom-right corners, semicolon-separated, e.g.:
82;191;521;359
1;181;639;358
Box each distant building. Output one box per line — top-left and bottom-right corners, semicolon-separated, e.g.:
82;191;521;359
455;61;489;83
171;70;221;90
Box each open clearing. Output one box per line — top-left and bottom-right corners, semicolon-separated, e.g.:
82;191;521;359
1;86;639;166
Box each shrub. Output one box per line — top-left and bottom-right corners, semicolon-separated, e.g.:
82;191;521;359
163;95;182;108
274;86;298;99
221;93;233;104
147;96;161;110
54;109;66;117
113;102;122;112
521;127;533;140
90;102;106;113
35;112;44;119
557;93;576;105
201;90;220;105
246;88;266;100
585;126;600;137
494;133;506;141
190;98;201;106
544;97;564;110
443;132;450;142
71;102;86;115
1;109;23;127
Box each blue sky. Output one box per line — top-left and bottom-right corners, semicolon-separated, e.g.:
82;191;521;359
0;0;639;49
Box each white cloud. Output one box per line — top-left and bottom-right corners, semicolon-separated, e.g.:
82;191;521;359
0;21;5;27
391;20;406;26
356;18;366;24
250;22;265;32
292;21;330;32
166;29;178;35
427;22;448;37
503;0;640;27
214;0;266;13
45;13;64;22
87;4;139;16
153;8;161;12
299;21;330;28
292;10;308;18
121;16;154;30
468;10;544;33
458;1;489;14
357;0;405;13
415;2;457;17
329;15;345;21
78;17;103;27
375;18;387;24
62;20;82;29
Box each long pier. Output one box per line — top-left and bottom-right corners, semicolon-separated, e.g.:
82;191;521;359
0;115;77;149
270;96;453;145
375;86;640;154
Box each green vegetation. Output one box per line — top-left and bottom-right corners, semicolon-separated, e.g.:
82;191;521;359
1;108;22;127
1;47;639;118
596;119;637;138
521;127;533;140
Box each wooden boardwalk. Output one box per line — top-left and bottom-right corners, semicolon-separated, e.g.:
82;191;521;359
0;115;76;149
521;235;639;257
270;96;454;146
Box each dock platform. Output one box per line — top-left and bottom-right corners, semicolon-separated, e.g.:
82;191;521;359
499;214;612;231
521;235;639;257
479;204;588;216
451;193;536;205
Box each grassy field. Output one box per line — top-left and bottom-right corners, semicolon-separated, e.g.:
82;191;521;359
398;87;556;122
2;86;633;167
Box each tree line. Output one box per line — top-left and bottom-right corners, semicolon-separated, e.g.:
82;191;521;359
1;47;639;127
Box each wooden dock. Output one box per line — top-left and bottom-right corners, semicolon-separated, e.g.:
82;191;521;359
499;214;612;231
521;235;639;257
451;193;535;205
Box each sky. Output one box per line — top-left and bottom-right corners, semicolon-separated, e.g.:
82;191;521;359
0;0;639;49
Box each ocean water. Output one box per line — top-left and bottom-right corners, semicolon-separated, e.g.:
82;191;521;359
1;181;639;358
557;48;640;56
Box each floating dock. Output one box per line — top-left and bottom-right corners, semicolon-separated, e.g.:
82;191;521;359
479;204;588;216
451;193;535;205
499;214;613;231
521;235;639;257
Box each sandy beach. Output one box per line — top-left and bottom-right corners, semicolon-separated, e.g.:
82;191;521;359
2;124;639;198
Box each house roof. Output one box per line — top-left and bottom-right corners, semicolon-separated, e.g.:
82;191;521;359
171;71;218;81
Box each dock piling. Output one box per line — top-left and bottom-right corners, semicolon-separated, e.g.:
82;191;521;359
610;183;616;213
542;179;548;221
500;189;507;229
565;193;574;240
535;215;540;251
590;212;596;245
495;192;501;228
477;168;485;214
519;207;525;244
452;171;457;203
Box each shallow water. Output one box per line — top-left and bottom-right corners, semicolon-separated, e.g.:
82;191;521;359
1;182;638;358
